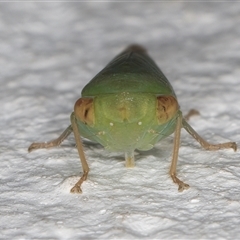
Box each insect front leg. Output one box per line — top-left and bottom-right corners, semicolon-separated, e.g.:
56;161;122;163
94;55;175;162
28;125;73;152
169;111;190;192
182;118;237;151
70;112;89;194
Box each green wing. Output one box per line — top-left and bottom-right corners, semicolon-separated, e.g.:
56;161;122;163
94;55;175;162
82;44;176;97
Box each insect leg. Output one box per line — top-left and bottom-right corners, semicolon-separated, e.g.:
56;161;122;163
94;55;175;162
182;118;237;151
184;109;200;121
28;125;73;152
70;112;89;194
170;111;190;192
125;151;135;168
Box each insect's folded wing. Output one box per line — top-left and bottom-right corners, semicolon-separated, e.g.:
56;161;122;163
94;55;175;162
81;44;176;97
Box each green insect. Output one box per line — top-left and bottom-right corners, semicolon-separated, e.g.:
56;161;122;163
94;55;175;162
28;44;237;193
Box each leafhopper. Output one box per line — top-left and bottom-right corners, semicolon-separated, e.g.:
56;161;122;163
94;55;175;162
29;45;237;193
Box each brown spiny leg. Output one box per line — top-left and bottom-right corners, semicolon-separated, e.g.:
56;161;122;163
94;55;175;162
156;96;188;191
28;125;73;152
170;111;190;192
70;97;95;193
182;118;237;151
70;112;89;193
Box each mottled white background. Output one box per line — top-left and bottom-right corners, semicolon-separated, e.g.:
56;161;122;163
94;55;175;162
1;2;240;239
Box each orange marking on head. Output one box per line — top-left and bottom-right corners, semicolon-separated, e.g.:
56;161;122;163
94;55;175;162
157;96;179;124
74;98;95;126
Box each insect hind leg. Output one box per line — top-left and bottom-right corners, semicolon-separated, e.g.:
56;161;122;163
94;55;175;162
182;118;237;151
28;125;73;152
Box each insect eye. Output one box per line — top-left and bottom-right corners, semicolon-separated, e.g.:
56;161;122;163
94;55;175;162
157;96;179;124
74;98;95;126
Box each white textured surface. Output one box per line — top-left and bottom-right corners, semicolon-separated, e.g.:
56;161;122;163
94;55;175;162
1;2;240;239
